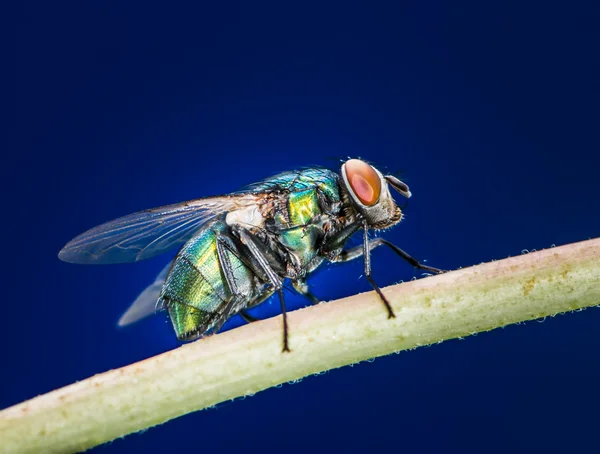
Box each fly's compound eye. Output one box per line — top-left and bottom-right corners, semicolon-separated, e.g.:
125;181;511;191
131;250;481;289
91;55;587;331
345;159;381;206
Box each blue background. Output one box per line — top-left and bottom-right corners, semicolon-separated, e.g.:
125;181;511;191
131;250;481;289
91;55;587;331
10;1;600;453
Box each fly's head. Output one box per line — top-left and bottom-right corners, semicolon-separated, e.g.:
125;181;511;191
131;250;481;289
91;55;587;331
340;159;411;230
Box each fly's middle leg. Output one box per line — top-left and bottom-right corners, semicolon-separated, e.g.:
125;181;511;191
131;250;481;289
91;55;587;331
239;310;259;323
292;280;321;305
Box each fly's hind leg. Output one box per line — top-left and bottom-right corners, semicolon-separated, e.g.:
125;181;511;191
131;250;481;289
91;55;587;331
213;233;265;333
237;289;275;324
241;280;316;324
231;227;291;353
292;280;321;305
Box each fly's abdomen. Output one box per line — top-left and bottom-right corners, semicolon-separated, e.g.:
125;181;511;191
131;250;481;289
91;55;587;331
160;220;261;341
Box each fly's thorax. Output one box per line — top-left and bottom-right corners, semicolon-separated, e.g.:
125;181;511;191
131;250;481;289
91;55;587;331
258;187;338;278
256;189;331;233
277;223;326;277
288;189;320;225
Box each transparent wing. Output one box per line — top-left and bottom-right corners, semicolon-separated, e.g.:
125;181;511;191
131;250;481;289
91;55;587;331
117;261;172;327
59;194;258;264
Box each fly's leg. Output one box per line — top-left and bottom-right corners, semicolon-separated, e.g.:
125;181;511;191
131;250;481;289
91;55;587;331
320;221;395;317
376;240;444;274
239;310;259;323
360;221;396;319
237;289;276;324
235;228;291;353
217;233;285;331
320;222;362;256
320;220;394;317
276;289;289;352
332;238;444;274
212;234;258;333
324;221;444;319
292;280;321;305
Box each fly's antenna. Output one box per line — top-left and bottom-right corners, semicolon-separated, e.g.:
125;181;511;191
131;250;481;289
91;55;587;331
386;166;410;210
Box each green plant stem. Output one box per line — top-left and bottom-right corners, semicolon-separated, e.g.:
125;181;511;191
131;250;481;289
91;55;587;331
1;238;599;453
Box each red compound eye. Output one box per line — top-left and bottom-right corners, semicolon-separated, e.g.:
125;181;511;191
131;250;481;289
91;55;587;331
345;159;381;206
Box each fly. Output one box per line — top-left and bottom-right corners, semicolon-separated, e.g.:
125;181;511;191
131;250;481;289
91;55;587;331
59;159;442;352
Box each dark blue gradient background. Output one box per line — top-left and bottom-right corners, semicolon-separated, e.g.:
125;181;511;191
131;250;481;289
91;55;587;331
10;1;600;453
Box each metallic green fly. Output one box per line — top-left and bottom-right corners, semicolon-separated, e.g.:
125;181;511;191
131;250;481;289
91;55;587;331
59;159;442;351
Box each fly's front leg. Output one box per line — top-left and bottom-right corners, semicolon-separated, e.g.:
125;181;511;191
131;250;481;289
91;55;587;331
321;220;443;319
320;220;394;317
361;221;396;319
376;240;444;274
235;228;291;352
326;222;444;318
332;238;444;275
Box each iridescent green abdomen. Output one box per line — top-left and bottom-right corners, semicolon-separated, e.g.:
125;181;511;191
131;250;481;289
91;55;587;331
160;219;263;340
